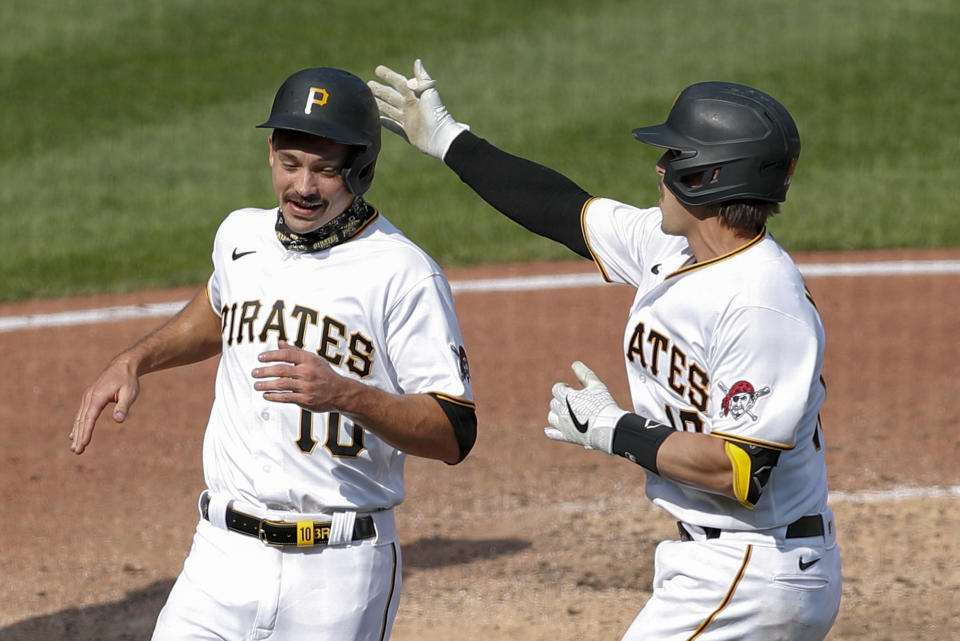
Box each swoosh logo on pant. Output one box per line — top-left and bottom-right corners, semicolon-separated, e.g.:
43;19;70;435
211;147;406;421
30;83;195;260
565;398;589;433
798;557;821;571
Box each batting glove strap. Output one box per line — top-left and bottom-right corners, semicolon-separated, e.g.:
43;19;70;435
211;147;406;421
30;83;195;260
610;414;675;475
587;404;629;453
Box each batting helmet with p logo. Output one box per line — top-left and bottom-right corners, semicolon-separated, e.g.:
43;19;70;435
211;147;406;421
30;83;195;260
258;67;381;196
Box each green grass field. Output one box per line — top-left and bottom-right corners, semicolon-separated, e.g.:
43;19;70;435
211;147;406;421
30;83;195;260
2;0;958;301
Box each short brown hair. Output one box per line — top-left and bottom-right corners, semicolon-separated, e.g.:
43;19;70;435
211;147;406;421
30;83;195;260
715;200;780;233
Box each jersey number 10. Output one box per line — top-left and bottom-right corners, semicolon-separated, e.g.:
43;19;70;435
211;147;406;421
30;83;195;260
296;409;366;457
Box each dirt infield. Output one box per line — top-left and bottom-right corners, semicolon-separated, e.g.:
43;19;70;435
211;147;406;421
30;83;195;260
1;249;958;640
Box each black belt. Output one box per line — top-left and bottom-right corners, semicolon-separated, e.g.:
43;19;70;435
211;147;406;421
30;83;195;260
678;514;825;542
200;493;376;547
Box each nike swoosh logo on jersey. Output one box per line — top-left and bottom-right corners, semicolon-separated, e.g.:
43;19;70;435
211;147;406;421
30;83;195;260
651;263;662;274
565;398;589;433
232;248;257;260
798;557;820;571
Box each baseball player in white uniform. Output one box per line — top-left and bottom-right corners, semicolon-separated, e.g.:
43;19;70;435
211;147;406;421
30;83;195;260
70;67;477;641
369;61;842;640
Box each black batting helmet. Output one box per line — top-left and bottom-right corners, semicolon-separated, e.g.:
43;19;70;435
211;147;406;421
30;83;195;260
632;81;800;206
258;67;381;196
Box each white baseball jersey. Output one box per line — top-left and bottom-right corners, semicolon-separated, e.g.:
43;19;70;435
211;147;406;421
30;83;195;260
583;197;829;531
203;207;473;514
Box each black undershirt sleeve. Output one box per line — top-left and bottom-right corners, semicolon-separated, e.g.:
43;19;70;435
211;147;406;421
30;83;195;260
443;131;593;258
428;393;478;465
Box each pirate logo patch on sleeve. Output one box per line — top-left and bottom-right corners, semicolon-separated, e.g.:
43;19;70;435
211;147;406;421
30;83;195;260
718;380;771;421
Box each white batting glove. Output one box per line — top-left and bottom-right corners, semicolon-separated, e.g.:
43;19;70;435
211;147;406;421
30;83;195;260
368;59;469;160
545;361;628;454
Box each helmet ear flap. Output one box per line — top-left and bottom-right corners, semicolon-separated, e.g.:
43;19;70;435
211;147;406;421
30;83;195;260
676;167;716;190
341;151;378;196
664;163;718;203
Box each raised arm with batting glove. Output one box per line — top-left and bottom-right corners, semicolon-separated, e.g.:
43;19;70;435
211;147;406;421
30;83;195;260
369;60;593;257
369;59;469;160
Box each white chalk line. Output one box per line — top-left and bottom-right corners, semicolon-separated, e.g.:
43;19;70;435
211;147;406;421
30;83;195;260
2;259;958;335
828;484;960;504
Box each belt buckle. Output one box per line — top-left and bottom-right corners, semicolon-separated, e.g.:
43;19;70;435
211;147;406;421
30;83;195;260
257;519;281;547
256;518;297;547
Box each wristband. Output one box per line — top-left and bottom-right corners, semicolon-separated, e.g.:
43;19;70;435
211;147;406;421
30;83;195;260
610;413;675;474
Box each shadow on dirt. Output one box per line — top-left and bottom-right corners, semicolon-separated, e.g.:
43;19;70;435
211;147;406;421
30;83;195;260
402;536;532;572
0;580;172;641
0;536;530;640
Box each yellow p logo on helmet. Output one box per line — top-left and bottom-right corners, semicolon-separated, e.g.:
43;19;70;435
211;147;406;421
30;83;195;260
304;87;329;114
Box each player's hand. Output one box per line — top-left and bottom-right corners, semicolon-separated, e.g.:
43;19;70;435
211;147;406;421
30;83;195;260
70;357;141;455
367;59;469;160
545;361;628;454
253;341;353;413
